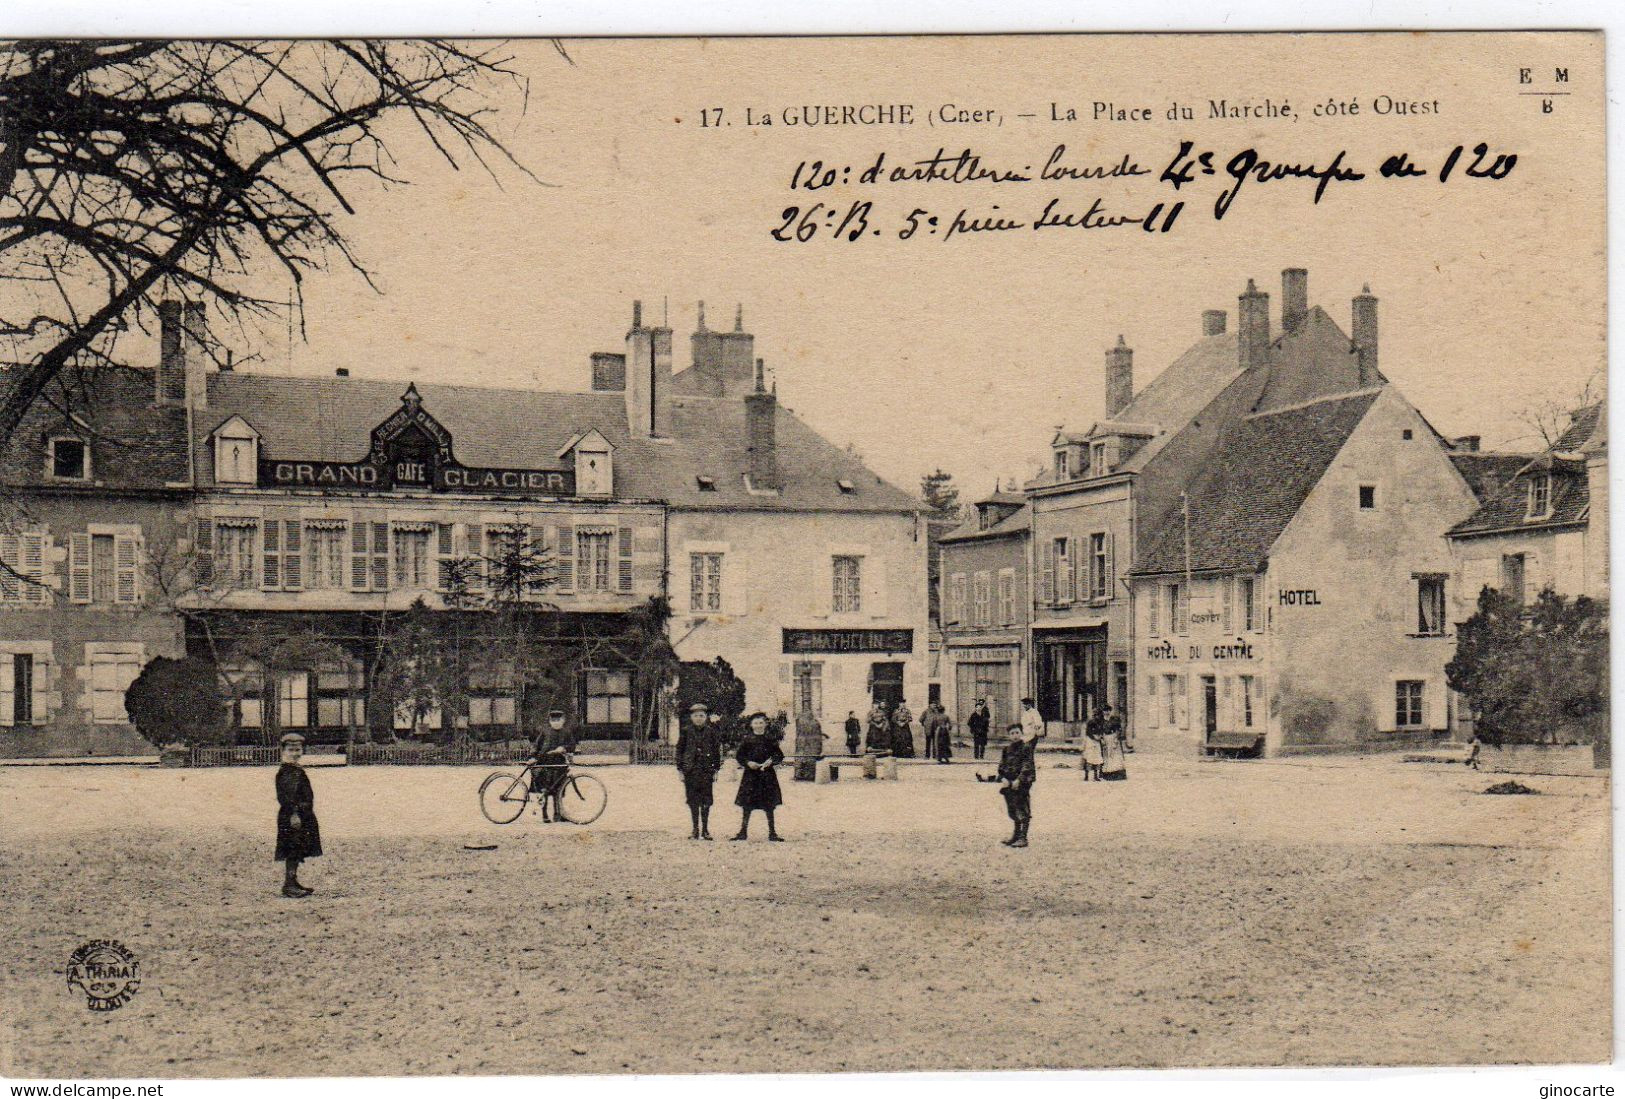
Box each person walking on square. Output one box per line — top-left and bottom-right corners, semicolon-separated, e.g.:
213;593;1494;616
844;710;862;756
891;698;916;758
1465;732;1483;771
865;701;891;754
968;699;991;760
677;702;723;839
996;721;1036;848
1082;708;1106;781
732;712;786;841
1099;704;1128;781
925;701;954;764
275;733;322;898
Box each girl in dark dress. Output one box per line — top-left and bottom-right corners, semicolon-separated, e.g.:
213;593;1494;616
274;733;322;897
732;712;785;842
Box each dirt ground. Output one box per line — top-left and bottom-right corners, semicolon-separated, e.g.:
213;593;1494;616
0;753;1610;1077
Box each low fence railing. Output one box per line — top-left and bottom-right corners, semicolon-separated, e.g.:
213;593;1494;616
189;746;285;767
347;742;530;766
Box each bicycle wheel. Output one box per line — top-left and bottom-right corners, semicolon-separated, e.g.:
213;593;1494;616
479;770;530;825
557;773;607;825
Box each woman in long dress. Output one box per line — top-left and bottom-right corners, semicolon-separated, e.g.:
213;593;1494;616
732;712;786;841
1099;705;1128;781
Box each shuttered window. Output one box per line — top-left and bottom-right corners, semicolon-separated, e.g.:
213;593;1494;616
618;527;634;592
1221;578;1234;634
2;533;49;605
554;525;573;592
1147;583;1160;637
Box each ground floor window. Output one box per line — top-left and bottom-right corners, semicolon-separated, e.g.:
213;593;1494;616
468;662;517;728
1238;674;1257;728
585;669;632;726
90;653;142;724
1395;680;1426;729
7;653;34;724
314;666;365;729
278;673;309;729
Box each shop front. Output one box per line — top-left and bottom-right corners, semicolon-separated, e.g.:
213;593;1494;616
1035;625;1108;737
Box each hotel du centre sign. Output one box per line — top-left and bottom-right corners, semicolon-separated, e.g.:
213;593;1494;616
258;385;576;497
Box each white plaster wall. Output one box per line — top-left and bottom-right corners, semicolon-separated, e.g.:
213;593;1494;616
666;509;928;740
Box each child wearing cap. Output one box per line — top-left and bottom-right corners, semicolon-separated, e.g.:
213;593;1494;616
996;721;1036;848
275;733;322;897
676;701;723;839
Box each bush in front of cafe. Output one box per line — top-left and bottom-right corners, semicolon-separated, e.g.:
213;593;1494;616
125;656;230;749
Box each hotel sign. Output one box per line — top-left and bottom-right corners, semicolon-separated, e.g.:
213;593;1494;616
782;628;915;655
257;386;575;497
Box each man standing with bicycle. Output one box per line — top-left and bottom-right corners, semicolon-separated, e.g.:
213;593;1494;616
676;701;723;840
531;709;575;823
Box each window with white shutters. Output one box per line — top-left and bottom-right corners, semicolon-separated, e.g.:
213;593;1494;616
1241;576;1258;632
1052;538;1071;604
951;574;967;625
464;523;486;592
1221;578;1234;633
973;571;991;627
90;653;142;723
435;523;456;591
1147;583;1160;637
2;532;49;605
370;522;389;591
1089;533;1108;600
997;569;1015;625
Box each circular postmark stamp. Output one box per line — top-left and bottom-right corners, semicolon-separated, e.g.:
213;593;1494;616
65;939;141;1012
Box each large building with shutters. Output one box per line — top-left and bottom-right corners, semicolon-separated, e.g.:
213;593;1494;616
1;298;925;756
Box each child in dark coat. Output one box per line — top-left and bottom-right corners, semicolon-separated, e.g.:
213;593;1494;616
275;733;322;897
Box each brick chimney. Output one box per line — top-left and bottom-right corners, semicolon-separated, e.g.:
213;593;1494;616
1281;268;1308;334
624;300;671;438
690;302;755;397
1105;335;1133;418
1238;279;1271;372
591;351;626;391
745;357;778;491
1352;285;1379;387
1202;310;1227;336
157;299;208;410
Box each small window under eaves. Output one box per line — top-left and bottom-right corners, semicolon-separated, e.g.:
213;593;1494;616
836;479;856;494
696;475;717;492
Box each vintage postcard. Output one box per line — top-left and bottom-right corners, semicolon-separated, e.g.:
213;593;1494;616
0;32;1609;1078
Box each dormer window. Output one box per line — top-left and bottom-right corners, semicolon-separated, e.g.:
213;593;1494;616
836;479;855;494
211;415;260;486
560;429;614;498
48;437;89;481
1527;473;1552;519
1053;450;1070;479
1089;441;1108;478
696;475;718;492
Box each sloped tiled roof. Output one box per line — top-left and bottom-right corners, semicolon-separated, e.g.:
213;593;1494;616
194;371;919;513
939;502;1031;543
1250;307;1384;412
1450;452;1536;505
0;365;189;490
1448;402;1602;538
1029;332;1244;489
1131;390;1380;577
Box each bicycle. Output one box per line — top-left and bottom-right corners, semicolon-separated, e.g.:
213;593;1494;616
478;754;608;825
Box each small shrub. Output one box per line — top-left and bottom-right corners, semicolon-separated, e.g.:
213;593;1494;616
124;656;229;748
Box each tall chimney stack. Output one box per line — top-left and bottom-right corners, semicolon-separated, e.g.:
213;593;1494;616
1352;285;1379;387
1202;310;1227;336
650;317;672;437
1238;279;1271;372
1281;268;1309;334
1105;336;1133;418
157;300;186;406
745;357;779;491
184;301;208;411
625;300;656;436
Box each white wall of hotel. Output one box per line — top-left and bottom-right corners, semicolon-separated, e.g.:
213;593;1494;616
665;509;929;740
1132;388;1479;755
